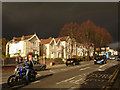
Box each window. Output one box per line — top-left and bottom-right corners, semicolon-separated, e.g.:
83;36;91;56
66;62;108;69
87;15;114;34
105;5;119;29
52;45;54;49
33;42;37;47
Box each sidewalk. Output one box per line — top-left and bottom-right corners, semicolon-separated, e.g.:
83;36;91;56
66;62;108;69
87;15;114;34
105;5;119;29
46;63;65;69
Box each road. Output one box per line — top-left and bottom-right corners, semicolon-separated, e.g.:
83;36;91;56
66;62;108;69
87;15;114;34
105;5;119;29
2;60;119;89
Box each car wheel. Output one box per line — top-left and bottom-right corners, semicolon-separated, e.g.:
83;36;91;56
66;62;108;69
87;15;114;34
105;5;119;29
73;63;76;65
42;67;46;70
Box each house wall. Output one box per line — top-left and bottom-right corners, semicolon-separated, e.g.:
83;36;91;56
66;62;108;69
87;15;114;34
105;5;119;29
61;41;67;59
50;40;56;59
28;36;40;55
44;44;49;58
55;41;61;58
8;41;26;57
7;35;40;58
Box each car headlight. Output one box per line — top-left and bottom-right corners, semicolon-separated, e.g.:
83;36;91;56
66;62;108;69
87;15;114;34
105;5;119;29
101;59;104;61
71;61;73;63
94;60;96;61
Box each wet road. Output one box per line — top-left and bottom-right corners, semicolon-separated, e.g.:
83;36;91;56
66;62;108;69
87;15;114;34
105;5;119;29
2;60;119;89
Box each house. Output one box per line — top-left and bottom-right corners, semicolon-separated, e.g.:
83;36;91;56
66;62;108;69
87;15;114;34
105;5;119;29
58;36;71;59
55;37;62;58
6;33;40;57
76;43;84;56
78;43;94;57
40;37;57;59
56;36;77;59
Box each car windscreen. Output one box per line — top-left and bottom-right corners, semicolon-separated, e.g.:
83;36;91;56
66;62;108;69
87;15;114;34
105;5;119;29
67;59;76;61
95;56;104;59
67;59;72;61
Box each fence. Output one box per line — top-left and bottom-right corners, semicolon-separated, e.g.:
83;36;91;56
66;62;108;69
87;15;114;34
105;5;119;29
3;57;17;65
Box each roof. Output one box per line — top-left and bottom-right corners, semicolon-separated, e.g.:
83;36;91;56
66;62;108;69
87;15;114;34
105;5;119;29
9;34;34;43
54;36;68;42
60;36;68;41
55;37;61;42
40;37;53;44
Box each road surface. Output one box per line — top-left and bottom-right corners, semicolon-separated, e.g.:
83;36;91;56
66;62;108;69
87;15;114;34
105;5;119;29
2;60;119;89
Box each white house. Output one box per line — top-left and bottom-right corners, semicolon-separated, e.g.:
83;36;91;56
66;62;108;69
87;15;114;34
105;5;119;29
40;37;57;59
6;33;40;57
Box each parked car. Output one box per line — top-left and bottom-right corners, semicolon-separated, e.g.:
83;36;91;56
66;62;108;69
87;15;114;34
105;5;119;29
117;56;120;61
66;58;80;66
33;61;46;71
94;55;107;64
109;55;116;60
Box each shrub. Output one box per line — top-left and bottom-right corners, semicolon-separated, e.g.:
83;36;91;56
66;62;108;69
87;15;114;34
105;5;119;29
78;56;87;61
54;58;62;61
46;58;50;60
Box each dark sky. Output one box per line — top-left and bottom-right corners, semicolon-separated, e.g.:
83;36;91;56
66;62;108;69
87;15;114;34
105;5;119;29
2;2;118;42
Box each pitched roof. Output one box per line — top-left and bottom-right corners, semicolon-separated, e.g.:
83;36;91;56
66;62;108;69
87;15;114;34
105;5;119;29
40;37;53;44
60;36;68;41
55;37;61;42
9;34;34;43
54;36;68;42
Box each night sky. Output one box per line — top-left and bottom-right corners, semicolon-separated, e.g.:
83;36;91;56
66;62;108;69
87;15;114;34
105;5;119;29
2;2;118;43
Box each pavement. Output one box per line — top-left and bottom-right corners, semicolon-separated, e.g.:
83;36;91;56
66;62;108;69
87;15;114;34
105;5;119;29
1;60;120;89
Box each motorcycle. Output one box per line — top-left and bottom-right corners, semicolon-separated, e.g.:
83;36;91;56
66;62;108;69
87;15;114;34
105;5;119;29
7;63;37;87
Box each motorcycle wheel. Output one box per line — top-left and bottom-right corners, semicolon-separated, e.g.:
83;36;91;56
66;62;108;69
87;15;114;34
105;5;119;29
7;75;17;87
30;73;36;82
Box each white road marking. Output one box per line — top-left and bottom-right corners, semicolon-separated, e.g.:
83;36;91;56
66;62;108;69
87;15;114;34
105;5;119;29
68;87;76;90
81;64;90;67
56;77;75;85
61;69;66;71
98;69;104;71
74;78;83;84
99;64;107;68
31;80;40;84
80;67;90;71
49;70;55;73
69;80;75;83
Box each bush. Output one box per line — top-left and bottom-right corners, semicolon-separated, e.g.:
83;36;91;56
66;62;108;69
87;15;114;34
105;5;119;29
46;58;50;60
54;58;64;64
78;56;87;61
54;58;62;61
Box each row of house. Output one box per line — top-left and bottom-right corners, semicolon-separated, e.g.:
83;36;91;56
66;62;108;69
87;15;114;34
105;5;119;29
6;33;94;59
95;47;119;58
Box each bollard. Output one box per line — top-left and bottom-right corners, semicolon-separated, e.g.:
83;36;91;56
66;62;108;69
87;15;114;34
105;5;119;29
50;62;52;66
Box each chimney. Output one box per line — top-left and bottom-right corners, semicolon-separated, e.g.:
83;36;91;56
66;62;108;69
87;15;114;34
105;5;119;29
49;37;52;39
12;37;16;41
21;35;24;40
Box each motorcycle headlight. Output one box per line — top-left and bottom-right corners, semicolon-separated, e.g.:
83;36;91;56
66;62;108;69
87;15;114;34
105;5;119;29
94;60;96;61
71;61;73;63
18;70;20;73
